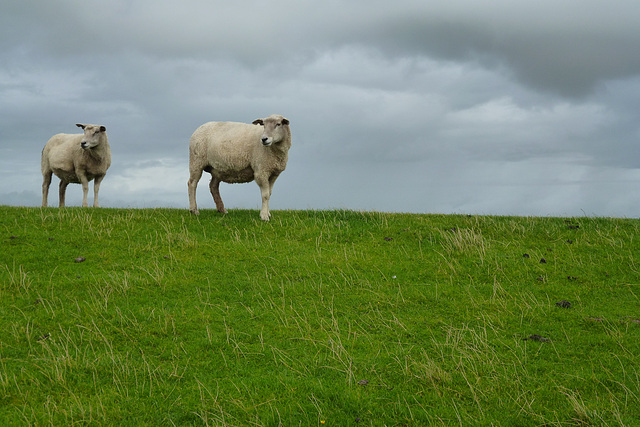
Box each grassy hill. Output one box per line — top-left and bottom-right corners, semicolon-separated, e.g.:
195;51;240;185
1;206;639;425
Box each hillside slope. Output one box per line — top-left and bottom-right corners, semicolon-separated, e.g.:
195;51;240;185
1;206;639;425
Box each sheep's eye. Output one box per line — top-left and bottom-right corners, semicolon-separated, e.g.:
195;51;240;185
276;123;281;127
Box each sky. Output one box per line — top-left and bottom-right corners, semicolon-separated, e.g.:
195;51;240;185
1;0;639;217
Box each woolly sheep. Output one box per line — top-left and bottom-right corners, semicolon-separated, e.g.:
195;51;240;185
188;114;292;221
41;124;112;208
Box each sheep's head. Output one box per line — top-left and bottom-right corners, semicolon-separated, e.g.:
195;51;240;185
77;124;106;150
253;115;289;147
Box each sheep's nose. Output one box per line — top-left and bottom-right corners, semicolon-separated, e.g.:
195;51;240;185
81;142;87;148
261;137;269;145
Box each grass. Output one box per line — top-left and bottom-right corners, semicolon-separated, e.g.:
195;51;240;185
0;206;639;426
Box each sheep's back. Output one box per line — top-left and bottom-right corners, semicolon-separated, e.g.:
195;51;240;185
43;133;83;167
191;121;261;169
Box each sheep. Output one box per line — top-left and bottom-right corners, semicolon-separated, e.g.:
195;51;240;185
188;114;292;221
41;123;112;208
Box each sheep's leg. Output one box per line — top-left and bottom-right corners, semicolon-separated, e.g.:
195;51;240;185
93;175;104;208
42;171;52;207
268;173;280;198
59;181;68;208
255;176;271;221
188;169;203;214
209;177;227;214
256;173;281;221
79;175;90;207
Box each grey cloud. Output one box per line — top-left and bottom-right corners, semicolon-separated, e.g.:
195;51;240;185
4;1;640;98
336;2;640;97
1;1;639;217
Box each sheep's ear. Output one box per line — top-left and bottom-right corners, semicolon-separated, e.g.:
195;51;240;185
252;119;264;126
76;123;86;129
281;118;289;126
99;126;106;132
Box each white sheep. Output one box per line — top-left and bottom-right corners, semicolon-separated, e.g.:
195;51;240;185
41;123;112;208
188;114;292;221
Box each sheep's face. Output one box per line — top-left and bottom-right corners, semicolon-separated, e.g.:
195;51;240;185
253;115;289;147
77;124;106;150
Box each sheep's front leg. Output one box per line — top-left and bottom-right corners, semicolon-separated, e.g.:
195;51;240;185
268;173;280;198
255;176;271;221
59;181;69;208
93;175;104;207
209;177;227;214
42;171;52;207
79;174;90;207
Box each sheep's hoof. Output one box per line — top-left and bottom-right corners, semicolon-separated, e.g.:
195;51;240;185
260;212;271;221
190;209;200;215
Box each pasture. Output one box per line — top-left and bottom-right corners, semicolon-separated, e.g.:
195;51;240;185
1;206;639;425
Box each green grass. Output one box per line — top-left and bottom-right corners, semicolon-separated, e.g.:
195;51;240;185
1;206;639;426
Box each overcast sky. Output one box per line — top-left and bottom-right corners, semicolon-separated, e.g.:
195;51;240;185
1;1;639;217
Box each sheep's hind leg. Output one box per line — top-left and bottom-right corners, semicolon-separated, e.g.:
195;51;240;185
187;169;203;214
58;181;69;208
209;177;227;214
42;171;52;207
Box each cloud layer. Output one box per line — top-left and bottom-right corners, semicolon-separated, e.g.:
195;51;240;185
1;1;639;217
